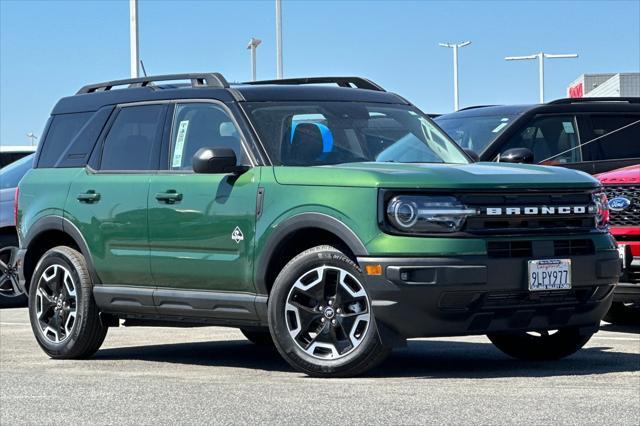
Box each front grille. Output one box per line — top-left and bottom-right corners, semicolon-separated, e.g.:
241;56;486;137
604;185;640;227
487;239;595;258
459;191;596;235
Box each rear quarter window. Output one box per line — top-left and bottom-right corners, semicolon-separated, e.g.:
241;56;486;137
38;112;92;168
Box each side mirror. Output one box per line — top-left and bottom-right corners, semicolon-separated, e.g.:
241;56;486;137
463;148;480;162
498;147;534;164
192;147;245;174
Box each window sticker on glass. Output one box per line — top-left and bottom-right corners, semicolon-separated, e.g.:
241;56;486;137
562;121;575;134
172;120;190;168
492;122;509;133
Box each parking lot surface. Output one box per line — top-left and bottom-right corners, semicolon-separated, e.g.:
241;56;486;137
1;307;638;425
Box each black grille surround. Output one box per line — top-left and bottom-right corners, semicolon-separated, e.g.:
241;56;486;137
379;188;602;237
603;185;639;227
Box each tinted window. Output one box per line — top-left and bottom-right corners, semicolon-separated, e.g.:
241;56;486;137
100;105;165;171
38;113;92;167
436;114;517;153
0;154;34;189
586;115;640;160
169;103;245;170
501;115;582;164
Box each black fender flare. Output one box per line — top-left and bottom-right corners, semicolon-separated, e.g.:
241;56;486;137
22;215;101;286
254;213;368;295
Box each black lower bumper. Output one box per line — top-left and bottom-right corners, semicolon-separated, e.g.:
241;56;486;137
358;250;620;343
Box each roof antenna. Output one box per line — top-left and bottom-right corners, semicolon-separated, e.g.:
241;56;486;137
140;60;148;77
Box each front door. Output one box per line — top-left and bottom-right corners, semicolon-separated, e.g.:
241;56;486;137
148;101;259;294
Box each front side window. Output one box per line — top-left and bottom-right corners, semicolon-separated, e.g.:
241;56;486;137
243;102;469;166
501;115;582;164
586;115;640;160
436;113;517;153
169;103;245;170
100;105;165;171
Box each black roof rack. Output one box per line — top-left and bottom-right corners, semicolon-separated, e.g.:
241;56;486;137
548;97;640;105
76;72;230;94
457;104;500;111
244;76;385;92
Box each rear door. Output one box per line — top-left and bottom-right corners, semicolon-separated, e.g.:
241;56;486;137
147;101;259;301
580;114;640;174
67;103;167;287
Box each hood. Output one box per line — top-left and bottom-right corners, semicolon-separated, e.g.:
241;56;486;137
595;165;640;185
273;162;600;189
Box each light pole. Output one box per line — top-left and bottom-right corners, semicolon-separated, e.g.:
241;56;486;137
505;52;578;103
247;37;262;81
130;0;139;78
26;132;38;146
439;41;471;111
275;0;283;79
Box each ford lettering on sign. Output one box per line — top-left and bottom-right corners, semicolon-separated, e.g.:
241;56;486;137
608;197;631;212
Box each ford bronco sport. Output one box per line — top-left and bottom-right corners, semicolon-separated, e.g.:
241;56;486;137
16;74;620;377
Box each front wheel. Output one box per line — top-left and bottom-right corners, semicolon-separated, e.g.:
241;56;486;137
268;245;389;377
488;328;593;361
28;246;108;358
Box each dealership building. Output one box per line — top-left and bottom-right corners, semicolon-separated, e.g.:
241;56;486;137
567;72;640;98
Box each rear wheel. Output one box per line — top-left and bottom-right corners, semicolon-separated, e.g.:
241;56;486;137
268;245;389;377
604;302;640;326
28;246;107;358
488;327;593;361
0;234;27;308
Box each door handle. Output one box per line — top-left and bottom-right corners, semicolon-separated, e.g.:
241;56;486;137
77;190;101;203
155;190;183;204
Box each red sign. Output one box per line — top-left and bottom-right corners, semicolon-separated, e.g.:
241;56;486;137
568;82;583;98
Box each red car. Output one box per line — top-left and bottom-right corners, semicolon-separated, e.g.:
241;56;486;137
597;164;640;325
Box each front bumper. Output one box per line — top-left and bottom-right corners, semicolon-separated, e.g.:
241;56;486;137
358;249;620;342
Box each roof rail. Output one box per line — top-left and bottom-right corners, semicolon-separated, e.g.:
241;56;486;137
244;76;385;92
457;105;499;111
548;97;640;105
76;72;229;94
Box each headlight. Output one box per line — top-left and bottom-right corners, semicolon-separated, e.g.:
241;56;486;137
593;191;609;229
386;195;477;234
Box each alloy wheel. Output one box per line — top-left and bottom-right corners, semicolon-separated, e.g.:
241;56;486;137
0;247;21;298
35;264;78;343
285;265;370;359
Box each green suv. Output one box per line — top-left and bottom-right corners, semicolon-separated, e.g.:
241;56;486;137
16;74;620;377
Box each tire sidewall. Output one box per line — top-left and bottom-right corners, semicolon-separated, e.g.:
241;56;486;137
28;248;91;357
268;247;381;375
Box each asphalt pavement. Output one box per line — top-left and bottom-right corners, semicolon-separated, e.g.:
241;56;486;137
1;307;638;425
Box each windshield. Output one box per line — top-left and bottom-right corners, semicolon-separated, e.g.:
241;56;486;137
243;102;469;166
0;153;34;189
436;113;517;153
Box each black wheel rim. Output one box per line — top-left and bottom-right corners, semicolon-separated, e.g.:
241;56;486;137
35;264;78;343
0;247;21;298
285;265;370;359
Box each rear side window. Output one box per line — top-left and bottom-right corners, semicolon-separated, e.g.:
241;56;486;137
586;115;640;160
501;115;582;164
100;105;165;171
38;113;92;168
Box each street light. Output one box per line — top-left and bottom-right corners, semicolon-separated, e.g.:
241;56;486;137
26;132;38;146
247;37;262;81
505;52;578;103
275;0;283;79
130;0;139;78
439;41;471;111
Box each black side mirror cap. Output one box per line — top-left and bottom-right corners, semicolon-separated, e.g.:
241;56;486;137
192;147;247;174
463;148;480;162
498;147;534;164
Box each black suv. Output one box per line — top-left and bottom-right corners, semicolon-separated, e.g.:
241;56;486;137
435;98;640;174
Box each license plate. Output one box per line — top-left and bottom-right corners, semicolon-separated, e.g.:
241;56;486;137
618;244;626;269
528;259;571;291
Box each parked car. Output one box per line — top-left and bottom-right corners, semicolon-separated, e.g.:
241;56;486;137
16;73;619;377
0;145;37;168
0;153;34;307
597;165;640;325
435;98;640;174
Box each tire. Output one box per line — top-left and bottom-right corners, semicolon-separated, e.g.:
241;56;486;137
0;233;27;309
604;302;640;326
240;328;274;346
488;327;593;361
268;245;390;377
28;246;108;359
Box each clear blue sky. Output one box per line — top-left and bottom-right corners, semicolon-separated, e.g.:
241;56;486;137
1;0;639;146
